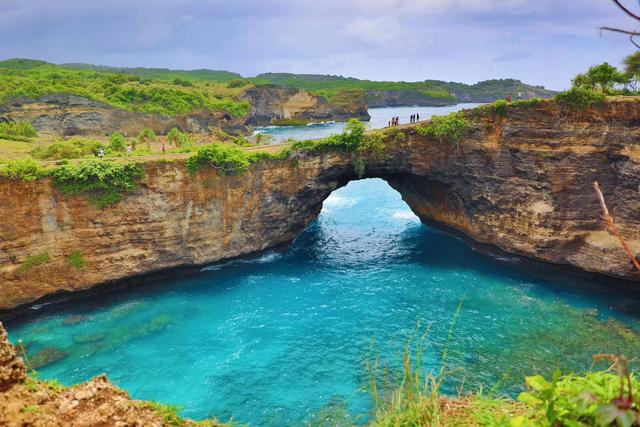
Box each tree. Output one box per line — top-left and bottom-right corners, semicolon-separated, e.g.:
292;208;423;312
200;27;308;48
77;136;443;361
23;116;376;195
571;63;628;92
107;132;127;152
137;127;156;149
601;0;640;48
167;128;181;147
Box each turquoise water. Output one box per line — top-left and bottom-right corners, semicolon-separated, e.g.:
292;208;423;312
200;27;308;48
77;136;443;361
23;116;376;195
254;104;483;143
6;178;640;426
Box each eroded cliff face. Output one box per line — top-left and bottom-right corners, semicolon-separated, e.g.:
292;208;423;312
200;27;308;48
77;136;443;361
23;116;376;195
241;87;370;125
1;100;640;312
0;94;245;137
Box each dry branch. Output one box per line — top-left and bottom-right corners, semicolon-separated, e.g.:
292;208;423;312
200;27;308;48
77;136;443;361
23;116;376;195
593;182;640;272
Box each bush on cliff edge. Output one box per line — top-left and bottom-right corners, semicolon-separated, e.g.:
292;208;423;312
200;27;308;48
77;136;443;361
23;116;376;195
51;160;145;208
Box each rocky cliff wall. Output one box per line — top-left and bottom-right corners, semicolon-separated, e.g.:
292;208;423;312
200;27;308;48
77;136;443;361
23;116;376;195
1;100;640;312
241;87;370;125
0;94;246;137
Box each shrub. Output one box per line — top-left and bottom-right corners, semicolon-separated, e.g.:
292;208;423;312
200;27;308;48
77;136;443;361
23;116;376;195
0;121;37;139
187;143;252;175
515;366;640;426
137;127;156;149
107;132;127;153
19;252;51;273
416;112;470;144
68;250;86;269
51;161;145;208
556;87;606;111
488;99;509;117
32;138;103;160
1;158;46;181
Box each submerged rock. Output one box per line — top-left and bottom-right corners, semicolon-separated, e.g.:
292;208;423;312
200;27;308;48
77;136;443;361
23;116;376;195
62;315;90;325
28;347;69;370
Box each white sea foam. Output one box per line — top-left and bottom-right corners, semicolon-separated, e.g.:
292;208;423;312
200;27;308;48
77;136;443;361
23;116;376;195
392;210;418;220
323;194;358;208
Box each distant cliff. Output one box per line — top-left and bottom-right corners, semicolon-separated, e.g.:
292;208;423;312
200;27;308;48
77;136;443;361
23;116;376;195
1;100;640;312
0;94;248;137
241;86;370;125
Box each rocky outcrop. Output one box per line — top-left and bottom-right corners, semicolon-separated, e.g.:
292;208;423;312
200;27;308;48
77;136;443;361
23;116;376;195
1;100;640;312
0;94;245;137
0;323;225;426
241;86;370;125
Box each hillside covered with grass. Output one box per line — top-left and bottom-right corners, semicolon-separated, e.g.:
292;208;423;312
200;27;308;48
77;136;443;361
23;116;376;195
0;59;252;117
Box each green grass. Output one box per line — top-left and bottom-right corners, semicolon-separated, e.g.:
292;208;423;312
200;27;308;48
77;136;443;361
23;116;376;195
68;250;86;269
19;252;51;273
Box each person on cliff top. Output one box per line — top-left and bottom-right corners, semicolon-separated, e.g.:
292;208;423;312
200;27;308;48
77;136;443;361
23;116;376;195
416;113;420;122
127;145;132;156
506;94;513;103
98;148;104;158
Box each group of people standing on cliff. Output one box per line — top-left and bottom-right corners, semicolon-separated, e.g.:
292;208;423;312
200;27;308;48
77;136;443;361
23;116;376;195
388;113;421;127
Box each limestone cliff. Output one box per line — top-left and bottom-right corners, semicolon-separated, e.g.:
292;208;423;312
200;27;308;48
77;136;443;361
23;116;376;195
0;94;246;137
241;86;370;125
1;100;640;312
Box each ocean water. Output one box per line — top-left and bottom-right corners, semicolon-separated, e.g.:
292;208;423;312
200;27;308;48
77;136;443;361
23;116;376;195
6;179;640;426
254;104;484;144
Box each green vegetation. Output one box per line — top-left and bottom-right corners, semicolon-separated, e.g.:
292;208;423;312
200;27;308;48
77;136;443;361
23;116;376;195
61;62;242;82
68;250;87;269
0;59;251;117
19;252;51;273
51;161;145;208
368;306;640;427
572;62;629;92
416;112;471;144
515;363;639;426
167;128;195;147
137;127;156;149
0;121;37;141
107;132;127;153
556;87;606;111
143;402;185;426
32;138;103;160
0;158;46;181
252;73;554;103
187;143;253;175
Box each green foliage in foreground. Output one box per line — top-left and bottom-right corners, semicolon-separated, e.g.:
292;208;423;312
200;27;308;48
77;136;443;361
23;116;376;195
0;121;37;141
108;132;127;153
51;161;145;208
32;138;104;160
416;112;471;144
556;87;606;111
19;252;51;273
515;367;640;427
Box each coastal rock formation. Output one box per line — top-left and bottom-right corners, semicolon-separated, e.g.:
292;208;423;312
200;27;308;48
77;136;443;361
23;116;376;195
1;100;640;312
0;94;244;137
241;86;370;125
0;323;223;426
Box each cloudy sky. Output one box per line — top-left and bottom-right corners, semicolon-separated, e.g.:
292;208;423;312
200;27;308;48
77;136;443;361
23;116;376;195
0;0;638;89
